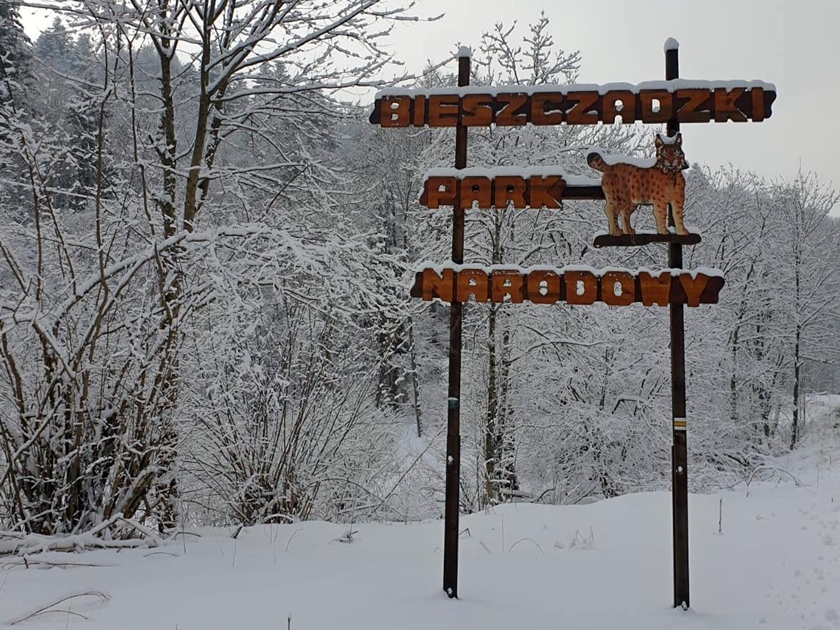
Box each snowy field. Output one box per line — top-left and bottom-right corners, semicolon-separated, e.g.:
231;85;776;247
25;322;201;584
1;446;839;630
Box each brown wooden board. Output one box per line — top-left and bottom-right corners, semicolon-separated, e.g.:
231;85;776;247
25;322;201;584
370;84;776;128
410;267;724;307
421;174;572;209
593;233;701;248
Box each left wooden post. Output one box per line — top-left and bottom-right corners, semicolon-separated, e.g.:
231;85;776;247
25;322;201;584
444;49;470;599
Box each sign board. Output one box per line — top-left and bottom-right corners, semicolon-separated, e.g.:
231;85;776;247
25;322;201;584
370;41;776;608
370;82;776;128
410;266;723;307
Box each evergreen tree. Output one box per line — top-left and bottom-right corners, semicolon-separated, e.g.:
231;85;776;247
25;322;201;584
33;18;100;210
0;0;31;109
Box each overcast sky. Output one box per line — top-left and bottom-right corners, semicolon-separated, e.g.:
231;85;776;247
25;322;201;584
21;0;839;206
381;0;838;202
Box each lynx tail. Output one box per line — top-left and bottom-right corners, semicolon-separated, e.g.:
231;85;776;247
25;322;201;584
586;152;607;172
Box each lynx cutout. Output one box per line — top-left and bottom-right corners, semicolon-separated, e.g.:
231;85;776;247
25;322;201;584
587;134;689;237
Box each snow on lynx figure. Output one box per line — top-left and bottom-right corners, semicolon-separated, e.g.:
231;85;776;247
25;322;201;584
587;133;689;237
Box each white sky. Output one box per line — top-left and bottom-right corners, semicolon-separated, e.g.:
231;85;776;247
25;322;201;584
21;0;839;205
383;0;839;200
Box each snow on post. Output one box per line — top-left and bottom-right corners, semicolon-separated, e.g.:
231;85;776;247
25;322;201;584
664;37;680;52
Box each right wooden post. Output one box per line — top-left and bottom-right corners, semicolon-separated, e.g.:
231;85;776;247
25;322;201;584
442;50;471;600
666;39;690;610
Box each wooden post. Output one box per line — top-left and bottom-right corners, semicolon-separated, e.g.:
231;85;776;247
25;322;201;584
666;39;690;610
443;49;470;599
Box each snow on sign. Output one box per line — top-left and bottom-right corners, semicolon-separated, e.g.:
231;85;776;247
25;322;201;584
372;40;776;609
369;81;776;128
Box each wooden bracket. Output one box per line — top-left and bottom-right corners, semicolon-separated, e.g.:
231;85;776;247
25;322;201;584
593;233;701;248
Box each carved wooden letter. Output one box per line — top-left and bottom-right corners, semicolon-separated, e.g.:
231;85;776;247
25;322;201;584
494;176;527;209
713;88;748;123
528;176;565;209
531;92;564;125
679;273;711;307
602;90;636;124
411;268;455;301
675;89;712;123
526;270;562;304
462;94;494;127
638;271;672;306
565;92;601;124
491;270;525;303
601;271;636;306
459;176;492;210
565;270;598;305
639;90;673;123
412;95;426;127
496;94;529;126
422;176;457;208
428;94;460;127
381;95;411;127
456;269;490;302
751;88;766;123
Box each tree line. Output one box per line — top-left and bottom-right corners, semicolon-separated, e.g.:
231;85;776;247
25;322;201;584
1;2;837;537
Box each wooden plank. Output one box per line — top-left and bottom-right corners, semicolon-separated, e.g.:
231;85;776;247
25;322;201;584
593;233;701;248
561;186;605;200
411;266;723;307
369;84;777;127
420;175;602;209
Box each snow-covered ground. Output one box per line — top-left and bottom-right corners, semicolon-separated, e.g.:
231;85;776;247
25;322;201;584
2;447;839;630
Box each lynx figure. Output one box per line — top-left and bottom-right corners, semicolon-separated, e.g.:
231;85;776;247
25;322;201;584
587;133;689;237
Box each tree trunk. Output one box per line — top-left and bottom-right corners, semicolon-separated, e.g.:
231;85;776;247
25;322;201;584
408;319;423;437
484;304;499;506
791;324;802;449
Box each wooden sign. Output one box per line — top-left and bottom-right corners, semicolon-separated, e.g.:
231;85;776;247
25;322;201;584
373;41;775;608
410;266;724;307
420;168;607;209
370;81;776;128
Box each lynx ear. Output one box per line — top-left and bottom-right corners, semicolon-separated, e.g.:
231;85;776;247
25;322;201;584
675;132;683;146
655;134;664;148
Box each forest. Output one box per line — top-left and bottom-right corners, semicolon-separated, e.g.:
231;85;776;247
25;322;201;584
1;0;838;539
